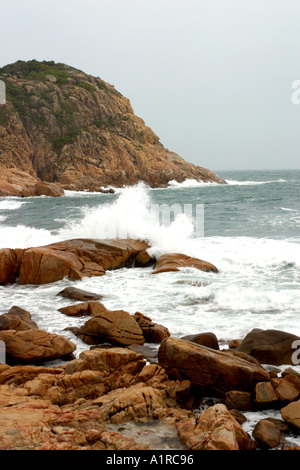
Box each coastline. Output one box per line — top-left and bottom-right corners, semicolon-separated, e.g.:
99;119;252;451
0;238;300;451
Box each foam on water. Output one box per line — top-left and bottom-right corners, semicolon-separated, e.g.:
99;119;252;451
0;199;26;210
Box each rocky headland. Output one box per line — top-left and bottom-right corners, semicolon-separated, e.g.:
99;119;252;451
0;238;300;451
0;60;226;196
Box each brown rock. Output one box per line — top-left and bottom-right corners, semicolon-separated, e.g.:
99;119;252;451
152;253;219;274
254;381;279;408
158;337;270;398
95;384;164;424
281;401;300;428
57;286;103;301
238;328;300;365
0;306;38;331
0;248;24;285
133;312;170;343
177;404;255;450
64;348;145;374
76;309;145;346
225;390;252;411
274;374;300;402
35;181;64;197
134;251;155;267
18;238;149;285
252;419;281;449
0;329;76;364
181;332;219;350
58;301;107;317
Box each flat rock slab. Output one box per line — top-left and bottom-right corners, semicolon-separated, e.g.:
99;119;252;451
56;287;103;301
152;253;218;274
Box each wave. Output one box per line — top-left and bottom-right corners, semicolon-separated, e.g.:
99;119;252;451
226;179;286;186
0;200;26;210
167;179;220;188
0;225;58;249
59;183;195;258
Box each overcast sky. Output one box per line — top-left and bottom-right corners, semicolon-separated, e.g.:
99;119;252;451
1;0;300;171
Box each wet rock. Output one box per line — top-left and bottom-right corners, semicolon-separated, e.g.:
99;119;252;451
152;253;219;274
56;286;103;301
238;328;300;365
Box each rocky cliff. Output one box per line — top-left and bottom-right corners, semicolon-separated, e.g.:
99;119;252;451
0;60;225;193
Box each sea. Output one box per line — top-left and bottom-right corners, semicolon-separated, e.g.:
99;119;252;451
0;168;300;444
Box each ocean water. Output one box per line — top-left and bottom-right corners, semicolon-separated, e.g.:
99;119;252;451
1;168;300;446
0;169;299;358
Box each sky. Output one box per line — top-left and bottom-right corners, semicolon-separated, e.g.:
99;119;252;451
0;0;300;171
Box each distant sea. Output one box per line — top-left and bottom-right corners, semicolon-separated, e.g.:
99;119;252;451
1;168;300;443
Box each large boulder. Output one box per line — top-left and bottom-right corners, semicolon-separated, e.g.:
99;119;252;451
18;238;149;285
0;329;76;364
238;328;300;365
158;337;270;397
152;253;218;274
75;309;145;346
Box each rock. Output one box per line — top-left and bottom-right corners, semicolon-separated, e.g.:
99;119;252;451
181;332;219;350
152;253;219;274
252;419;281;449
229;409;247;425
56;286;103;301
238;328;300;365
0;306;38;331
63;348;145;374
76;309;145;346
225;391;252;411
158;337;270;398
0;248;24;285
18;238;149;285
35;181;64;197
254;381;279;408
134;251;155;267
0;169;64;198
0;329;76;364
177;404;255;450
281;401;300;428
228;339;243;349
94;384;164;424
133;312;170;343
58;301;107;317
274;374;300;402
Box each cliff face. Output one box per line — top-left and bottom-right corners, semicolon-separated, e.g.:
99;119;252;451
0;60;225;191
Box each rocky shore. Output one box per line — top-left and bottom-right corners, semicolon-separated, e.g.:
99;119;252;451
0;239;300;451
